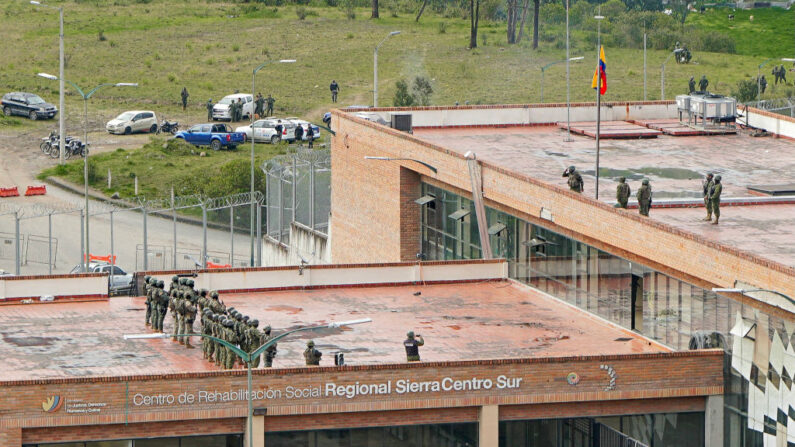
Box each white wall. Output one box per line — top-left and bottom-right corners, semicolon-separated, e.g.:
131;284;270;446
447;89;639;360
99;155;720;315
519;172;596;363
261;222;331;267
741;106;795;139
0;274;108;300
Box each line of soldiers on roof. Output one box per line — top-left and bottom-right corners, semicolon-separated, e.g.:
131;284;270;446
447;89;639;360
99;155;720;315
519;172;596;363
142;276;277;369
564;167;722;224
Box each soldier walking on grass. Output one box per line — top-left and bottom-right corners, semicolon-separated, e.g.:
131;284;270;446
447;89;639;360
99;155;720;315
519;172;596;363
330;80;339;103
206;99;214;121
181;87;189;111
702;173;714;221
637;178;652;217
615;177;630;209
255;93;265;118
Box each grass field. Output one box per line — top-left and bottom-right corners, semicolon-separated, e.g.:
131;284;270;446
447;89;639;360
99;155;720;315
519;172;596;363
687;7;795;58
3;0;794;199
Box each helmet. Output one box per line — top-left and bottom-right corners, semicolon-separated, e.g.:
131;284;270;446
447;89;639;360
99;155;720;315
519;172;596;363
157;280;164;288
642;178;649;185
187;279;194;287
211;291;219;299
568;165;575;171
172;275;178;282
263;325;271;334
144;275;152;283
179;278;186;285
618;176;626;182
407;331;415;338
242;315;250;322
714;175;721;182
200;289;208;296
706;172;713;178
307;340;315;347
250;319;259;327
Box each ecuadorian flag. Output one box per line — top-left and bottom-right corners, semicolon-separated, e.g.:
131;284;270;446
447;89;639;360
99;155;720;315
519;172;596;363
591;46;607;95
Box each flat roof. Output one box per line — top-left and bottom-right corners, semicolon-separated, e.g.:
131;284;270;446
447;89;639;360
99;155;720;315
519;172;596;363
413;126;795;266
0;281;664;381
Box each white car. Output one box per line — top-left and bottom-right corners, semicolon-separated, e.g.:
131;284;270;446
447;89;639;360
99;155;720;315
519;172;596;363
212;94;254;121
286;117;321;141
106;111;158;135
235;118;297;144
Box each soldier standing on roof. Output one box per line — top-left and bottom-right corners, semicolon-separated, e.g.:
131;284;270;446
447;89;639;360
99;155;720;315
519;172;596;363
637;179;652;217
709;175;723;225
563;166;584;193
615;177;630;209
404;331;425;362
702;173;714;221
698;75;709;92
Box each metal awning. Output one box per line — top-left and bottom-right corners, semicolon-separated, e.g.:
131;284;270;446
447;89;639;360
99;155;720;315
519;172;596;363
448;208;471;220
415;195;436;205
487;222;507;235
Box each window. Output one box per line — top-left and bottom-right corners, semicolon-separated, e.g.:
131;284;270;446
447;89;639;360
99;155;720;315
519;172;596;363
142;113;154;119
201;125;211;132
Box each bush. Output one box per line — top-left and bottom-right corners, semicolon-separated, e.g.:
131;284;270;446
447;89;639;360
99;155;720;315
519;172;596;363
393;80;414;106
437;21;447;34
733;79;758;103
296;6;307;19
411;76;433;106
97;30;107;41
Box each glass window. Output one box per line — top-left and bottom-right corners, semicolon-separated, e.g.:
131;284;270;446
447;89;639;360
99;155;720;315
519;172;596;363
133;438;179;447
87;442;131;447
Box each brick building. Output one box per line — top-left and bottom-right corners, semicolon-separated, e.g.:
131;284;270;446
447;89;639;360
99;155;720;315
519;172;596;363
0;262;722;446
328;102;795;447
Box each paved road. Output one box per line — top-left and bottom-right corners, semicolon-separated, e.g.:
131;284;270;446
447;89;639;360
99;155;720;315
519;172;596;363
0;126;257;276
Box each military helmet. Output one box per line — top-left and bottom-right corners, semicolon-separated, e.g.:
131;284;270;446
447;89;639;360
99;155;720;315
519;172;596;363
642;178;649;185
263;325;271;334
568;165;576;171
179;278;186;285
250;319;259;327
211;291;219;299
172;275;178;282
144;275;151;283
200;289;208;297
228;307;236;313
407;331;415;338
707;172;713;178
618;176;626;182
157;280;164;288
224;320;234;328
714;175;721;181
242;315;250;322
307;340;315;347
187;279;194;287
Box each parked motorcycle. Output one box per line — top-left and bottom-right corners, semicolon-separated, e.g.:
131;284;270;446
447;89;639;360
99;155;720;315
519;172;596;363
50;138;87;159
157;119;179;135
41;131;75;156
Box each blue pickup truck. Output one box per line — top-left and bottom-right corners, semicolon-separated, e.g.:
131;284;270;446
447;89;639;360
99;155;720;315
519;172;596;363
174;123;245;151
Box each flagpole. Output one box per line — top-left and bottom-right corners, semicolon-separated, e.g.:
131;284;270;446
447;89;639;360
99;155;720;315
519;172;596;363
595;12;604;200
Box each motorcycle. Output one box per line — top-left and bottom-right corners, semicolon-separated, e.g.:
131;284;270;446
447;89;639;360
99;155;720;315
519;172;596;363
51;138;87;160
157;120;179;135
41;131;75;156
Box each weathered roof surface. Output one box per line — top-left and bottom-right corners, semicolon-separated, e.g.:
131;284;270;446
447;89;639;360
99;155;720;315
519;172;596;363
0;281;664;381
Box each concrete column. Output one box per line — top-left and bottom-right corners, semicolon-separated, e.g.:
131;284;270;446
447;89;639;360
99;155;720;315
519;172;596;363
705;395;724;447
479;405;499;447
245;414;265;447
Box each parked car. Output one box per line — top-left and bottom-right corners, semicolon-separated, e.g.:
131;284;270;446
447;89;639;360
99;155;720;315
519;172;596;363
174;123;245;151
212;94;254;121
70;262;134;295
235;118;297;144
286;118;321;141
106;111;158;135
2;92;58;120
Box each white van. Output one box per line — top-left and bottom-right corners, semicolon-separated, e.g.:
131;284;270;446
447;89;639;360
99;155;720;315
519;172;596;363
212;94;254;121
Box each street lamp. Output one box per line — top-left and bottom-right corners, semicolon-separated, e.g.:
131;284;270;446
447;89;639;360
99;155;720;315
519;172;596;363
37;73;137;272
250;59;295;268
364;156;438;174
30;1;65;165
373;31;401;107
541;56;583;103
125;318;372;447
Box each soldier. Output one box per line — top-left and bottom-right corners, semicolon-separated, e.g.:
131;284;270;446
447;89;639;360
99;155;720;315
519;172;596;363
781;65;788;84
212;315;223;366
760;75;768;94
637;178;652;217
702;173;715;221
248;320;263;368
201;309;212;359
615;177;630;209
177;291;188;344
306;125;314;149
238;98;245;122
562;165;584;193
698;75;709;92
169;275;179;295
304;340;322;366
330;80;339;103
197;289;208;313
709;175;723;225
262;325;277;367
183;295;197;348
688;76;696;94
404;331;425;362
206;99;214;121
156;280;169;333
143;276;153;326
224;319;239;370
265;94;275;116
255;93;265;118
181;87;189;111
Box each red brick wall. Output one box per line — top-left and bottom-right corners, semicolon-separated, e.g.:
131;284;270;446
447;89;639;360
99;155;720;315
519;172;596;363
330;111;795;303
0;427;21;446
22;418;244;444
399;167;422;260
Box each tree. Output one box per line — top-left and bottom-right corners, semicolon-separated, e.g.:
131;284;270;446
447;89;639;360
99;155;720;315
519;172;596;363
411;76;434;106
530;0;538;48
372;0;379;18
393;80;415;106
733;79;759;103
416;0;429;21
506;0;531;44
469;0;480;48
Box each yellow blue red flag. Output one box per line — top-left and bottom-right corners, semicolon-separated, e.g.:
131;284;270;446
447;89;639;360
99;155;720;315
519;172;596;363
591;46;607;95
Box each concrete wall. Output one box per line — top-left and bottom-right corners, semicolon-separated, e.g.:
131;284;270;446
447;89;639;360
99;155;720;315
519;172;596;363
144;259;508;294
353;101;678;128
742;105;795;139
261;222;331;267
0;273;108;300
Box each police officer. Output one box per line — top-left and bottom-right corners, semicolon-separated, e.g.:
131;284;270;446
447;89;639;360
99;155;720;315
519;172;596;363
702;173;714;221
306;125;314;149
562;165;584;193
206;99;214;121
294;124;304;146
710;175;723;225
404;331;425;362
637;178;652;217
615;177;630;209
304;340;322;366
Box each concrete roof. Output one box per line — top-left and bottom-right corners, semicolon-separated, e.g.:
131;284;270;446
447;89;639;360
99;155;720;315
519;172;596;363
413;126;795;267
0;281;664;381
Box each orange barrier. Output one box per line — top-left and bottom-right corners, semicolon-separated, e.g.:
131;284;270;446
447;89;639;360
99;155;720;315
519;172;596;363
206;261;232;269
24;185;47;196
0;187;20;197
84;254;118;264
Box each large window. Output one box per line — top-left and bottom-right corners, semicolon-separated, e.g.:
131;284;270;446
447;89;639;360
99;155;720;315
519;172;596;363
266;422;477;447
25;434;242;447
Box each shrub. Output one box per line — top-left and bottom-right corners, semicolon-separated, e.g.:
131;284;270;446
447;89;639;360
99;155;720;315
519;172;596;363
732;79;758;103
411;76;433;106
97;30;107;41
232;44;240;52
437;21;447;34
393;80;414;106
296;6;307;19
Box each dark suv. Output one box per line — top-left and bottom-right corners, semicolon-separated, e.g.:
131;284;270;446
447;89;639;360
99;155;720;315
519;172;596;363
2;92;58;120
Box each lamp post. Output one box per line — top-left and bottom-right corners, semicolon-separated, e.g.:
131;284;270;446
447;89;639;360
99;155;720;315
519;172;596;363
251;59;294;268
541;57;583;103
125;318;372;447
660;50;677;100
30;1;65;165
364;156;438;174
373;31;401;107
37;73;136;271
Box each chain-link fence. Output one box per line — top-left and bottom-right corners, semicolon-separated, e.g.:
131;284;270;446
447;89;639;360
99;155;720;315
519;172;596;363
0;192;264;278
263;147;330;245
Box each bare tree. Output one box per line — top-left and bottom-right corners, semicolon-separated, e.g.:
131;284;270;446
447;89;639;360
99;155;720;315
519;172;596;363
507;0;531;44
470;0;480;48
416;0;429;21
516;0;532;44
372;0;379;18
531;0;539;48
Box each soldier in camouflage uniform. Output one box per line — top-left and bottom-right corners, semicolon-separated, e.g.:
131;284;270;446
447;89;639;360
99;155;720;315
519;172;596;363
709;175;723;225
170;290;181;341
247;319;263;368
265;94;275;117
563;165;584;193
201;309;212;359
702;173;714;221
615;177;630;209
304;340;322;366
262;325;277;368
156;280;169;332
224;319;240;370
143;276;152;326
183;295;197;348
637;178;652;217
212;315;223;366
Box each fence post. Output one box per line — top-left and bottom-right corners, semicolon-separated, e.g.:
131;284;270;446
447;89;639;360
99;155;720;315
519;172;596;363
80;209;85;272
142;207;148;271
110;210;115;288
278;170;283;243
310;159;315;230
14;211;20;275
48;212;53;275
291;155;297;224
230;206;235;266
256;203;262;267
171;187;177;270
108;168;112;189
202;203;208;268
